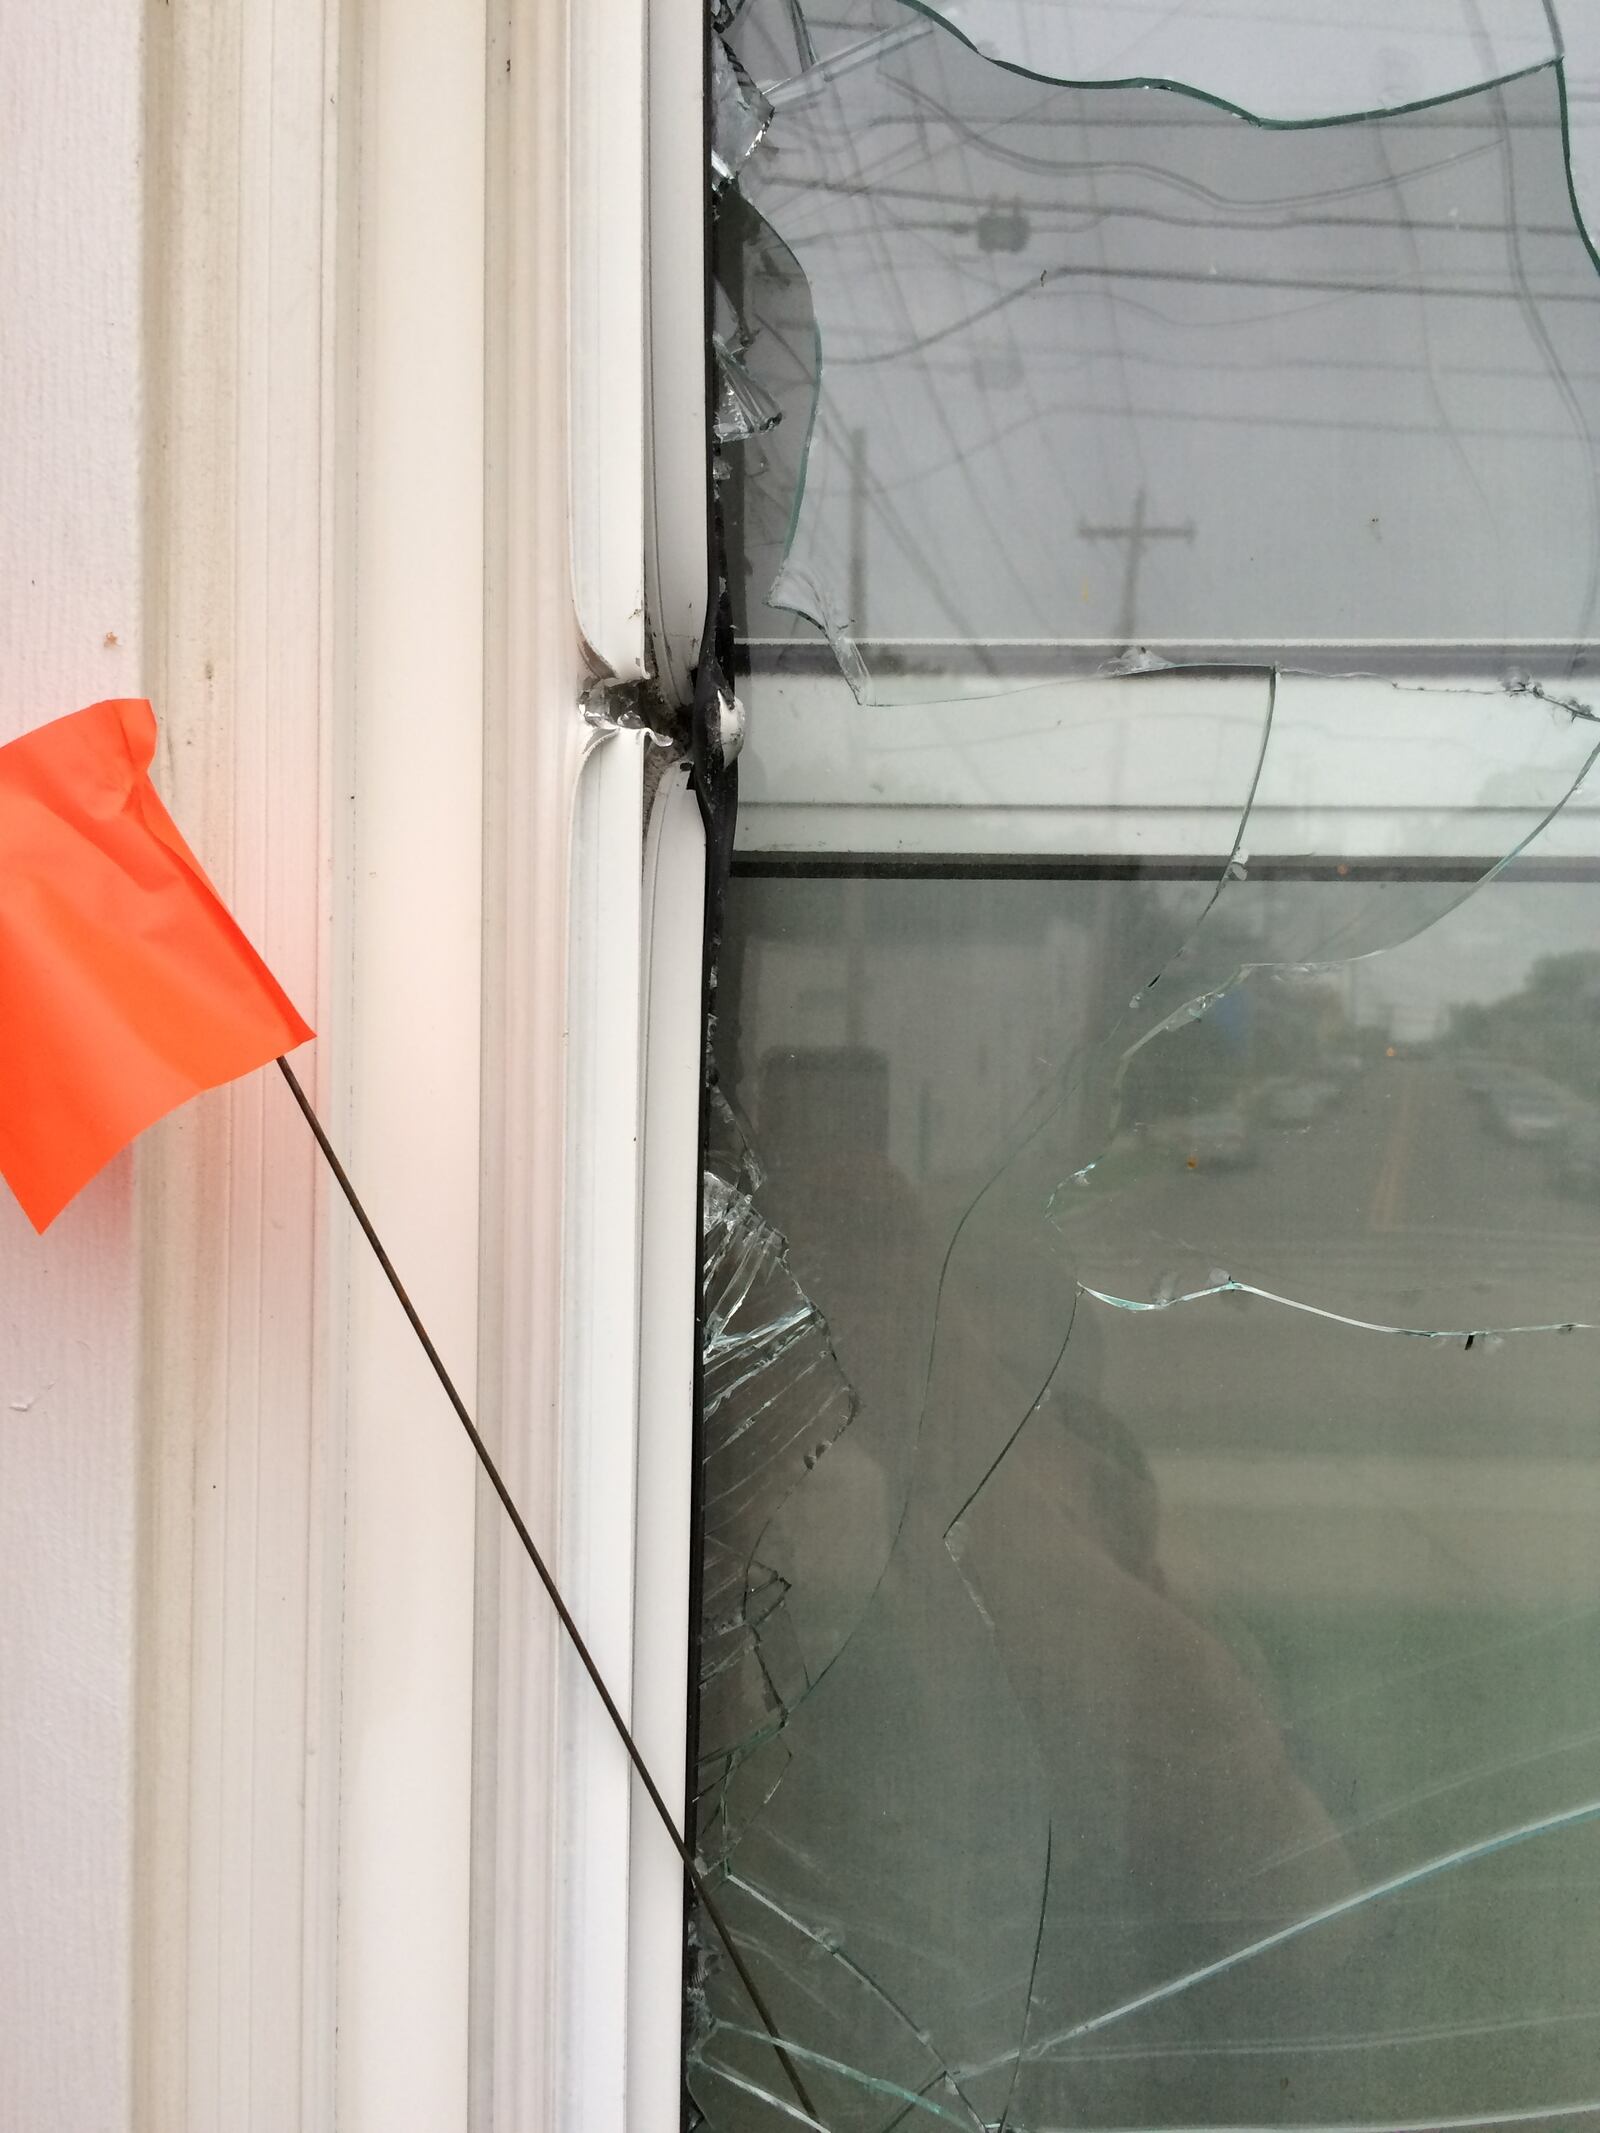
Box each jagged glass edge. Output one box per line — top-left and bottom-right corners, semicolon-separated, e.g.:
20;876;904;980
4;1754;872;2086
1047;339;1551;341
718;22;1600;684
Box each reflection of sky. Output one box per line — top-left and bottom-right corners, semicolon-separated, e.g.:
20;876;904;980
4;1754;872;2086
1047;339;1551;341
1339;882;1599;1036
1140;872;1599;1040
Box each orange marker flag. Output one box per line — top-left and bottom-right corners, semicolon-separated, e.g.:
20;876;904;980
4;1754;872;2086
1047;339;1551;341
0;699;313;1231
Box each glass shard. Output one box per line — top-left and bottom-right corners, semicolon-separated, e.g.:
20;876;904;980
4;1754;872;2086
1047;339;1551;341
714;335;785;446
713;34;775;190
696;1096;869;1864
912;0;1556;123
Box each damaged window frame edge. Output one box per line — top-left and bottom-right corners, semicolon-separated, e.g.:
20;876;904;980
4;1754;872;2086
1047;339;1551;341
511;0;722;2131
557;0;737;2129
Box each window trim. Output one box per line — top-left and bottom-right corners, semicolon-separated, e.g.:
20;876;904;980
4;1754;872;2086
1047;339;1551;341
135;0;713;2123
476;1;709;2128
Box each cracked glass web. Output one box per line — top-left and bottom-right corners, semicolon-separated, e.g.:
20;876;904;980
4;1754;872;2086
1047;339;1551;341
688;3;1600;2128
716;0;1600;699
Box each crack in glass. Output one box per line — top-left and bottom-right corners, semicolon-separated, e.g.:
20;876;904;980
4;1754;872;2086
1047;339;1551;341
687;3;1600;2126
717;0;1600;700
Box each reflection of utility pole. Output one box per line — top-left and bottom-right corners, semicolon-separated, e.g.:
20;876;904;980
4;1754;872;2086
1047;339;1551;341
784;0;817;70
1078;486;1196;644
844;875;867;1046
849;426;868;644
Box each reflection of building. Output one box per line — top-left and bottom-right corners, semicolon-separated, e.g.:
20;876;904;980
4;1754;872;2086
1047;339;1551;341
1387;996;1446;1047
735;891;1100;1184
760;1047;889;1159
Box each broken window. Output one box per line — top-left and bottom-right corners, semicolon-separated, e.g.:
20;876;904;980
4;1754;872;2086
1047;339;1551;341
687;5;1600;2127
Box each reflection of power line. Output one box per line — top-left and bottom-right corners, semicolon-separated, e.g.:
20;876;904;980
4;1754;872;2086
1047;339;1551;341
727;31;1600;659
894;334;1600;391
769;0;1578;49
760;167;1588;246
766;15;930;109
1481;54;1600;650
827;257;1600;372
844;376;1600;509
783;0;1568;68
813;16;1028;642
1079;487;1196;643
731;304;988;642
862;390;1600;476
932;64;1091;640
820;93;1585;138
781;0;816;74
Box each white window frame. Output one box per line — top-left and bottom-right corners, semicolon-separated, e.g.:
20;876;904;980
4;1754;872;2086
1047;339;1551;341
136;0;709;2126
480;0;708;2127
77;0;1600;2121
733;672;1600;864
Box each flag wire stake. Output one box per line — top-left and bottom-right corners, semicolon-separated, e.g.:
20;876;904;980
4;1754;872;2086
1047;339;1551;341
275;1056;822;2127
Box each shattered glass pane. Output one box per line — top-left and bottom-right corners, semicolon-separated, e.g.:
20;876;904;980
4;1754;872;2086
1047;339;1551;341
716;0;1600;698
715;337;786;447
693;697;1600;2127
907;0;1555;123
713;34;775;192
689;4;1600;2127
696;1094;872;1874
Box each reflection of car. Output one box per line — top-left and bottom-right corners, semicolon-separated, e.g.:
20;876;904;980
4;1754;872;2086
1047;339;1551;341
1260;1076;1340;1127
1555;1117;1600;1191
1489;1078;1579;1144
1182;1106;1252;1168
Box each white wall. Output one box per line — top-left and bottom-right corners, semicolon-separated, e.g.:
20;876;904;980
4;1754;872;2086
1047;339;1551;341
0;5;145;2128
0;3;697;2126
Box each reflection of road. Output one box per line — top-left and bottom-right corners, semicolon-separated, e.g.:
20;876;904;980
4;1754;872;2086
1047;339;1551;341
1149;1448;1600;1610
930;1061;1600;1463
1191;1061;1593;1237
1075;1063;1600;1460
1366;1063;1421;1234
1087;1061;1600;1320
1085;1267;1600;1462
